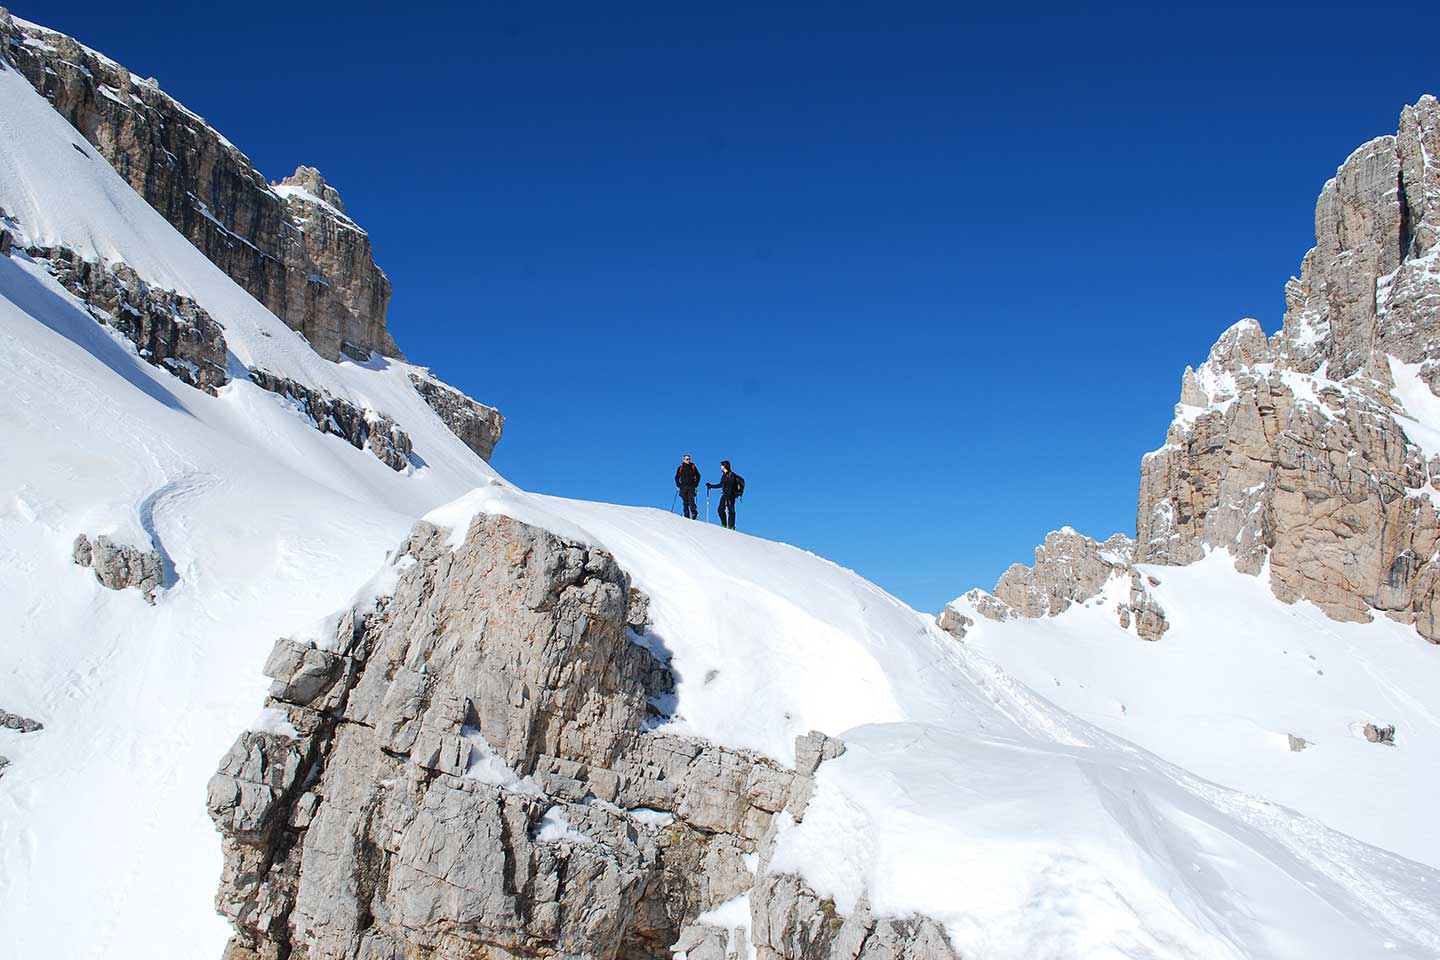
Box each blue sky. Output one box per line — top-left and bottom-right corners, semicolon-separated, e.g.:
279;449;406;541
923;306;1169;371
23;0;1437;610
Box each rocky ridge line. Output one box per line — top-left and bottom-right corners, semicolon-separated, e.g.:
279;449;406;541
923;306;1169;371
209;512;954;960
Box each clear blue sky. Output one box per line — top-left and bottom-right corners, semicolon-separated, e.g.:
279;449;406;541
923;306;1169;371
22;0;1436;611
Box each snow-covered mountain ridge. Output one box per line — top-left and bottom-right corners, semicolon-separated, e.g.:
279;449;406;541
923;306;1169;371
3;14;1440;960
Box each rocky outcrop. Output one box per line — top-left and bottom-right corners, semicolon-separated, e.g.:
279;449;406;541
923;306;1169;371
73;533;164;601
749;877;957;960
0;708;43;734
1135;96;1440;641
992;528;1134;618
210;513;905;960
271;167;394;362
934;605;974;641
1364;723;1397;745
969;96;1440;645
949;528;1169;641
409;373;505;462
248;370;414;471
0;706;43;778
24;242;420;471
0;11;399;362
29;245;230;394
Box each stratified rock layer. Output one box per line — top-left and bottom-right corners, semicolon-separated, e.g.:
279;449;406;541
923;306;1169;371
0;11;399;362
31;245;229;394
210;513;913;960
409;373;505;462
247;370;414;472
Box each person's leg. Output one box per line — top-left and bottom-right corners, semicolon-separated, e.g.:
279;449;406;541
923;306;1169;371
729;497;737;529
685;491;698;519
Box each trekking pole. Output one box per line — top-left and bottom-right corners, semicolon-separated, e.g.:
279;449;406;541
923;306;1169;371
670;491;677;514
706;489;710;523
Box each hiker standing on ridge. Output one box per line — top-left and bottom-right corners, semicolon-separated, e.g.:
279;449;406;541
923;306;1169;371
675;455;701;520
707;460;744;530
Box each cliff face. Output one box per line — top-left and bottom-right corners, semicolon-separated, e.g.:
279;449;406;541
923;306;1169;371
1137;95;1440;640
0;9;505;463
951;95;1440;644
208;512;949;960
0;10;398;363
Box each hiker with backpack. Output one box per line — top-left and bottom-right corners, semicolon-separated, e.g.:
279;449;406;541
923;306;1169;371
675;454;701;520
706;460;744;530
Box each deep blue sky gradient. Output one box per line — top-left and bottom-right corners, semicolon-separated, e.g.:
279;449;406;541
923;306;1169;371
22;1;1438;609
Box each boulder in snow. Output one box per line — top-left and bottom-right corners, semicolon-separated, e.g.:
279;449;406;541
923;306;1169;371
1364;723;1397;745
72;534;163;602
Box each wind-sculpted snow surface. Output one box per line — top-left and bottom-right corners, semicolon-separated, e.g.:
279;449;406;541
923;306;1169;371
4;20;1440;960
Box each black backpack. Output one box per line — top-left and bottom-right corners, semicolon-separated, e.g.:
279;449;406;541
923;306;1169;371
734;474;745;498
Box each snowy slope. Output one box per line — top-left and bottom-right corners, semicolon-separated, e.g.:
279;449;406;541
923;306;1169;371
0;54;500;957
3;42;1440;960
950;553;1440;873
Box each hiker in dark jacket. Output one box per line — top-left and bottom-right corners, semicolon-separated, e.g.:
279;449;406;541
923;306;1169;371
675;455;701;520
706;460;743;529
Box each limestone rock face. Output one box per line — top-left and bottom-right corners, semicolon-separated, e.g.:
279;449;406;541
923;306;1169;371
992;528;1134;618
1;12;399;362
4;12;507;461
209;513;915;960
1135;97;1440;641
31;245;229;394
749;875;958;960
975;96;1440;645
409;373;506;462
247;370;414;472
957;528;1169;640
73;533;164;601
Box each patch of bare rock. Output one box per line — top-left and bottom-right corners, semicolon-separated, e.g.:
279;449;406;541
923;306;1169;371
941;528;1168;642
73;533;164;602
